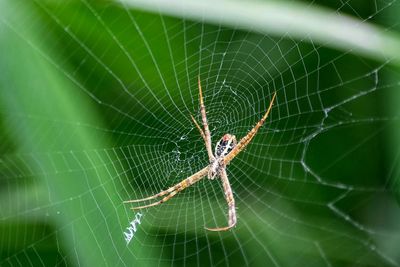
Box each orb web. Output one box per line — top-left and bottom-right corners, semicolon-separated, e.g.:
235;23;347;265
1;0;400;266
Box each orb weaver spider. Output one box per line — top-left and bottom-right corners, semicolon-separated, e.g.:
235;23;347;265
124;76;276;231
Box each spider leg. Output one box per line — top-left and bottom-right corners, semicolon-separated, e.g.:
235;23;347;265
190;114;206;144
124;166;209;208
130;190;180;210
205;167;236;231
224;92;276;165
123;184;178;203
198;76;215;162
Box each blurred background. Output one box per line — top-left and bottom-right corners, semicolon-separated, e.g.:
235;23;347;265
1;0;400;266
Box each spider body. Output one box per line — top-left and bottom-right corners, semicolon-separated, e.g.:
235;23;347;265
124;76;276;232
208;134;237;179
215;134;237;158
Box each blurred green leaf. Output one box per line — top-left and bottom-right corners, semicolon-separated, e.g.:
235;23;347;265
118;0;400;64
0;0;158;266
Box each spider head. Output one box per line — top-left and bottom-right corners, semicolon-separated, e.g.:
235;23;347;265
215;134;237;158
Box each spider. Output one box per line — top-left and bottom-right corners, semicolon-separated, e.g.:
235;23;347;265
124;76;276;231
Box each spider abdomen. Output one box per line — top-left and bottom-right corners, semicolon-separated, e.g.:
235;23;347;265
215;134;237;158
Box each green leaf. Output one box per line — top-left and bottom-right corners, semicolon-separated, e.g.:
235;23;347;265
0;1;159;265
118;0;400;64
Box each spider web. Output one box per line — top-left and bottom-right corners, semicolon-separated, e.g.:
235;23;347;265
1;0;400;266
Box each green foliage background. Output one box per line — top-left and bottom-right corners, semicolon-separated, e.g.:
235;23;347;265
1;0;399;266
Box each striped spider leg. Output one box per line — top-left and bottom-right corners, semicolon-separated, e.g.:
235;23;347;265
123;166;209;209
124;76;276;232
